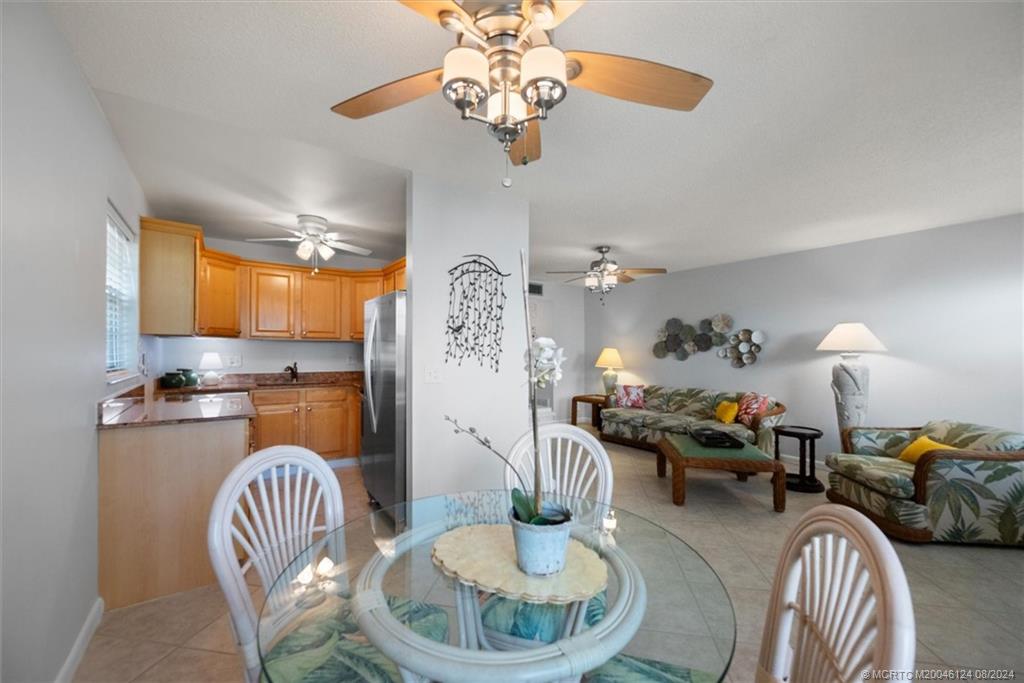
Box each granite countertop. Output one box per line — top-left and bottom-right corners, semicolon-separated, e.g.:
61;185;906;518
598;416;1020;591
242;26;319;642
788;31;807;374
99;392;256;429
153;371;362;396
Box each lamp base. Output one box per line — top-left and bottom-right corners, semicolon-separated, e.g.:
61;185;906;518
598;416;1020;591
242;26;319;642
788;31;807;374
830;357;870;433
202;371;222;387
601;369;618;395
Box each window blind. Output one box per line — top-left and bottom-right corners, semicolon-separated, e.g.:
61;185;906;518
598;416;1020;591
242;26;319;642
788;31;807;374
105;212;138;376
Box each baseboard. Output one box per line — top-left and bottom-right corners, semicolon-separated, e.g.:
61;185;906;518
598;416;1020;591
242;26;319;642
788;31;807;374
54;596;104;683
329;458;360;470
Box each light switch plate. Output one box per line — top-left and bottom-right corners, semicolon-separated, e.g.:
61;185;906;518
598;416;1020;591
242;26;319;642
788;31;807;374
225;354;243;368
425;366;442;384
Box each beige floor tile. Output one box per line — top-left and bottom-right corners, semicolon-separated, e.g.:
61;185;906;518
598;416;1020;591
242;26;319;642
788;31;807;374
183;614;238;655
915;604;1024;670
97;585;228;646
622;630;726;677
73;635;174;683
133;647;245;682
717;638;760;683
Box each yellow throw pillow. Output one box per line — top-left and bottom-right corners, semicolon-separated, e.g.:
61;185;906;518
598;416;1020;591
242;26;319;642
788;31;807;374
898;435;956;464
715;401;739;424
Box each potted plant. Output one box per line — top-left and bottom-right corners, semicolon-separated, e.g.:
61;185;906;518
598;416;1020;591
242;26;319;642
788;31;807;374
446;250;572;576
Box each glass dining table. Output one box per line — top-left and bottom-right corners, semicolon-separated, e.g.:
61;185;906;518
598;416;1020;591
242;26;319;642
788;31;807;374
257;490;735;682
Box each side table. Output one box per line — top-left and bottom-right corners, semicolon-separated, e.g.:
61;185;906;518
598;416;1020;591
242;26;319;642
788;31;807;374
571;394;608;430
773;425;825;493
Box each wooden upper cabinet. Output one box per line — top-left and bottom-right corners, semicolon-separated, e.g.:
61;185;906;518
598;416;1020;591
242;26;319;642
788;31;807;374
139;217;200;335
383;272;396;294
394;267;406;291
300;272;343;340
197;252;240;337
347;275;384;341
250;267;296;338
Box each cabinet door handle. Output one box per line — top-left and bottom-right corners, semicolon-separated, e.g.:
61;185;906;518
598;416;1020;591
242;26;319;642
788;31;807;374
293;407;299;413
307;406;312;412
289;329;294;336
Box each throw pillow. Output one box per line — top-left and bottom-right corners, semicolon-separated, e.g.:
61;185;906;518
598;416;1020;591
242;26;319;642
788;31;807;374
715;401;739;424
736;392;770;427
898;435;956;464
615;385;645;409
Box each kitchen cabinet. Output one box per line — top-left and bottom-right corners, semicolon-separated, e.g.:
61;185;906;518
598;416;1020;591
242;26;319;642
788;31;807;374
251;386;360;459
197;251;241;337
347;275;383;341
394;267;406;291
382;257;406;294
139;217;201;335
250;267;297;339
300;272;343;340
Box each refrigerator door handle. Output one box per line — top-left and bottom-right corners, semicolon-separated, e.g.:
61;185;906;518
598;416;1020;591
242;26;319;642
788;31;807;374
364;306;379;434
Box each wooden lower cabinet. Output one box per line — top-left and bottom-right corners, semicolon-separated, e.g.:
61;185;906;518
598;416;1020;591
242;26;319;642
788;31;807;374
251;386;360;459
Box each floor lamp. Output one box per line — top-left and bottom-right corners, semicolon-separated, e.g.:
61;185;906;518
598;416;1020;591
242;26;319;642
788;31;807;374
816;323;886;434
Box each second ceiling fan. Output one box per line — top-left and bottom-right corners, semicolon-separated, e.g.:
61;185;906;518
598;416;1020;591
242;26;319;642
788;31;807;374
548;246;667;294
332;0;713;167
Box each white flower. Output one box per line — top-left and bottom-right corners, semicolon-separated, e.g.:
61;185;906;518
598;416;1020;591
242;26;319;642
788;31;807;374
525;337;565;388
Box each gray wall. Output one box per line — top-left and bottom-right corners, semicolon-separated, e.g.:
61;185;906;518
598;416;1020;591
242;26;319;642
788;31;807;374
530;283;587;422
1;5;150;680
585;214;1024;454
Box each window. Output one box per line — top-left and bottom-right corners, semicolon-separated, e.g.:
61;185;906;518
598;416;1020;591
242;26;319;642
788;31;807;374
105;206;138;381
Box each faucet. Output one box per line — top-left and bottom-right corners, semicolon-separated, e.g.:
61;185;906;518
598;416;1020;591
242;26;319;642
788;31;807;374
285;362;298;382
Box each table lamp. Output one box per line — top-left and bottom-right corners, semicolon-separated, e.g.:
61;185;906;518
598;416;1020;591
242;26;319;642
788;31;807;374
199;352;224;387
595;347;623;395
816;323;886;432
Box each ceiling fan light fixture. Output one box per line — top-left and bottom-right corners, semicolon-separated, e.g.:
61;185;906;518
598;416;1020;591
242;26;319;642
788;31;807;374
526;0;556;29
316;243;335;261
296;239;316;261
486;90;527;124
604;273;618;288
442;47;489;112
520;45;567;111
584;272;600;291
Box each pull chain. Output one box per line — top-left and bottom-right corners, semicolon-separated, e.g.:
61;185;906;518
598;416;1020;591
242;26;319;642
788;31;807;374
501;143;512;188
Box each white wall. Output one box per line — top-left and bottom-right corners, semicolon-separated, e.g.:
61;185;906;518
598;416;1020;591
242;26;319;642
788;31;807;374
529;283;587;421
1;5;150;680
154;335;362;374
406;175;531;497
585;214;1024;454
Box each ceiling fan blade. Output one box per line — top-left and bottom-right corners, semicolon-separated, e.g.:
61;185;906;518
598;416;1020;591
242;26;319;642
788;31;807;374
619;267;668;275
564;275;589;283
398;1;474;29
325;240;374;257
246;237;303;242
616;273;635;284
565;51;713;111
546;270;588;274
332;67;443;119
509;116;541;166
521;0;585;28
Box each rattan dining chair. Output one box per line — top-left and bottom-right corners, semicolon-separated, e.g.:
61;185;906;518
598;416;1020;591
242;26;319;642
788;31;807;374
757;504;916;682
208;445;345;683
504;423;614;508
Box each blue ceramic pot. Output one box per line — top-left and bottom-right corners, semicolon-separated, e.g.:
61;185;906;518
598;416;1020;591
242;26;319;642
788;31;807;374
509;502;572;576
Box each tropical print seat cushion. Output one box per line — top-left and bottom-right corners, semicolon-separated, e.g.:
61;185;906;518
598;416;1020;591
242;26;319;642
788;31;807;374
643;413;700;434
828;472;929;531
641;385;670;412
689;419;756;444
602;408;655;427
585;654;718;682
666;388;710;415
261;594;448;682
480;589;606;643
825;453;917;499
917;420;1024;452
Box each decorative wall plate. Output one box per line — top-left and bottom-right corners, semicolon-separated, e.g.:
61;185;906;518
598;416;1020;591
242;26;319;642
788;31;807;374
665;318;683;334
653;341;668;358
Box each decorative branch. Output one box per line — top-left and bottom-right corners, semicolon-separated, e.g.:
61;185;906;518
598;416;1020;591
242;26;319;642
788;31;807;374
445;415;530;492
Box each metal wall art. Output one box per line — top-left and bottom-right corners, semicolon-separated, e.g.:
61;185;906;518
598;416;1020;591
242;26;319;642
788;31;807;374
445;255;509;372
654;314;767;369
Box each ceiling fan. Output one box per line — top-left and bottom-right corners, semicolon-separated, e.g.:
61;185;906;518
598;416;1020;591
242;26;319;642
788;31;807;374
246;214;372;272
331;1;713;170
547;246;667;294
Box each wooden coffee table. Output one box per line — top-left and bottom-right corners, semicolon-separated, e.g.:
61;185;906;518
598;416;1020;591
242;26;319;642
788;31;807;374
656;433;786;512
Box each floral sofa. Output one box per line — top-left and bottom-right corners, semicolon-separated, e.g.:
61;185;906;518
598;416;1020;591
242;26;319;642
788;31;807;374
826;420;1024;545
600;385;786;453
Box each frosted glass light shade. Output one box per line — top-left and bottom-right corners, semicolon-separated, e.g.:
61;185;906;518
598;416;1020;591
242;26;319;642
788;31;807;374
520;46;566;89
486;91;527;123
199;352;223;370
595;347;623;369
584;273;599;289
817;323;887;353
443;47;489;94
296;239;315;260
316;243;335;261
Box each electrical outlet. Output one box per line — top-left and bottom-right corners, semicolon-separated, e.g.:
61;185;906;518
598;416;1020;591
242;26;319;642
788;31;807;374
425;366;442;384
225;354;243;368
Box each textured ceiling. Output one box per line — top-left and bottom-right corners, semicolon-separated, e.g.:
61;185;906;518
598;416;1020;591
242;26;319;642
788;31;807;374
49;1;1023;279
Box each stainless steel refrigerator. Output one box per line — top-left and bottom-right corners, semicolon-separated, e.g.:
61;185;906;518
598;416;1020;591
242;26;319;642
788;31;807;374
361;291;407;509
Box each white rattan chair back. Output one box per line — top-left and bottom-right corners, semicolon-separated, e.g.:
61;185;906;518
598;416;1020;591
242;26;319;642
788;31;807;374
757;504;915;683
208;446;345;682
505;423;614;508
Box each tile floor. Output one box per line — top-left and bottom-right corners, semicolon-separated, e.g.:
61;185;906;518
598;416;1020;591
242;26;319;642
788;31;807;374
76;437;1023;682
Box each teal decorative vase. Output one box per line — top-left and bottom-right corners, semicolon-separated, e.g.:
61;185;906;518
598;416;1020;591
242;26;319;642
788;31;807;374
509;503;572;576
177;368;200;387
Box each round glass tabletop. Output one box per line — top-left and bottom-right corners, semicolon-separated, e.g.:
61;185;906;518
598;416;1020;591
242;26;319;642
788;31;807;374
257;490;735;682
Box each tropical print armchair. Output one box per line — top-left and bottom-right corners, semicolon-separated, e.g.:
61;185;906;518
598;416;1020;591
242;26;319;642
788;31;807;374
825;420;1024;545
601;385;786;453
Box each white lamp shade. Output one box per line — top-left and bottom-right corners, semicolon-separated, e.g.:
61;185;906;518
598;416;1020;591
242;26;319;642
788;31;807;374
816;323;887;353
316;243;335;261
520;45;567;89
595;347;623;369
442;47;489;91
199;352;224;370
486;91;527;123
296;239;315;261
584;273;599;289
